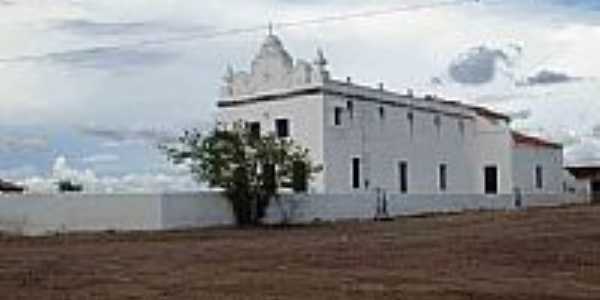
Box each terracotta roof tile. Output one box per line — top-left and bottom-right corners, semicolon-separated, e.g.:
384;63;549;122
512;131;562;149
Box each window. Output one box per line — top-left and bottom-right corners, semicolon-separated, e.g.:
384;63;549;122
434;115;442;137
407;111;415;139
484;166;498;194
352;158;361;189
592;181;600;203
399;161;408;193
246;122;260;139
346;101;354;119
439;164;447;192
535;165;543;189
334;107;343;126
275;119;289;138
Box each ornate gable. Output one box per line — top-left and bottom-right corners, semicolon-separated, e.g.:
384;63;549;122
221;33;330;99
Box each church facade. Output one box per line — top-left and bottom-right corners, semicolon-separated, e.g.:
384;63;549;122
217;33;564;195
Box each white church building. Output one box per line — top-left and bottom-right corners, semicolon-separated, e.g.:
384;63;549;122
217;32;565;195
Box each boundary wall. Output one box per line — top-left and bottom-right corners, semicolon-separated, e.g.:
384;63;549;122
0;192;589;236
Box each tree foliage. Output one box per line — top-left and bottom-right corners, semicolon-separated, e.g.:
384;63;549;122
161;122;316;226
56;180;83;193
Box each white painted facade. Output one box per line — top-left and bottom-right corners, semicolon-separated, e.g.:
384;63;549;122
512;139;564;194
218;33;565;195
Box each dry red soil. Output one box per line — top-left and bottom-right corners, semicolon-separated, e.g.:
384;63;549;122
1;205;600;299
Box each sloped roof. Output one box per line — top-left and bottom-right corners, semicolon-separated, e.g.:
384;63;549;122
455;102;511;122
512;131;562;149
471;106;511;122
565;166;600;179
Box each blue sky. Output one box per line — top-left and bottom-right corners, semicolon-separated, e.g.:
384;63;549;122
1;0;599;192
550;0;600;10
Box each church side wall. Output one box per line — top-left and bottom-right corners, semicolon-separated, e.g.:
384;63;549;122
217;94;326;192
322;94;478;194
472;116;514;194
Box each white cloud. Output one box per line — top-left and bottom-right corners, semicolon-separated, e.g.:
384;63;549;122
0;165;39;179
80;153;120;164
0;136;49;153
78;124;181;145
52;156;96;182
566;137;600;166
550;24;600;77
517;69;583;87
22;156;199;194
2;0;598;128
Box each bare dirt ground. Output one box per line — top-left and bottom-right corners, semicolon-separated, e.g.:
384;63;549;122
1;205;600;300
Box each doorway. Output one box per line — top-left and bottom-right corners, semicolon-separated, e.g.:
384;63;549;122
484;166;498;195
592;180;600;203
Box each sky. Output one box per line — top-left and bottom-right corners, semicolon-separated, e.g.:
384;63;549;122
1;0;599;193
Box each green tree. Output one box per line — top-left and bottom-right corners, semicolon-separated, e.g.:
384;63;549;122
161;122;316;226
56;180;83;193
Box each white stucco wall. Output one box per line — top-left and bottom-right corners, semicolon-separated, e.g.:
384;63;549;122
0;194;163;236
322;92;479;194
265;193;378;223
218;91;326;192
219;86;516;196
472;116;514;194
0;192;590;236
388;194;516;215
160;192;234;229
521;193;587;207
512;145;564;194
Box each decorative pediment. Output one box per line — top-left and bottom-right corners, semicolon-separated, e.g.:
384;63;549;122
221;33;330;98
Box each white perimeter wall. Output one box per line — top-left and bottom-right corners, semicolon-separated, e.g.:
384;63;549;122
160;193;234;229
0;192;589;236
0;194;163;236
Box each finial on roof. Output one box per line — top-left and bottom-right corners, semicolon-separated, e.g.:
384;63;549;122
220;64;235;97
224;64;234;83
311;47;330;83
315;48;327;67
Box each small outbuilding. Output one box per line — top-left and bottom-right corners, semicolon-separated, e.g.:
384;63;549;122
565;166;600;203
